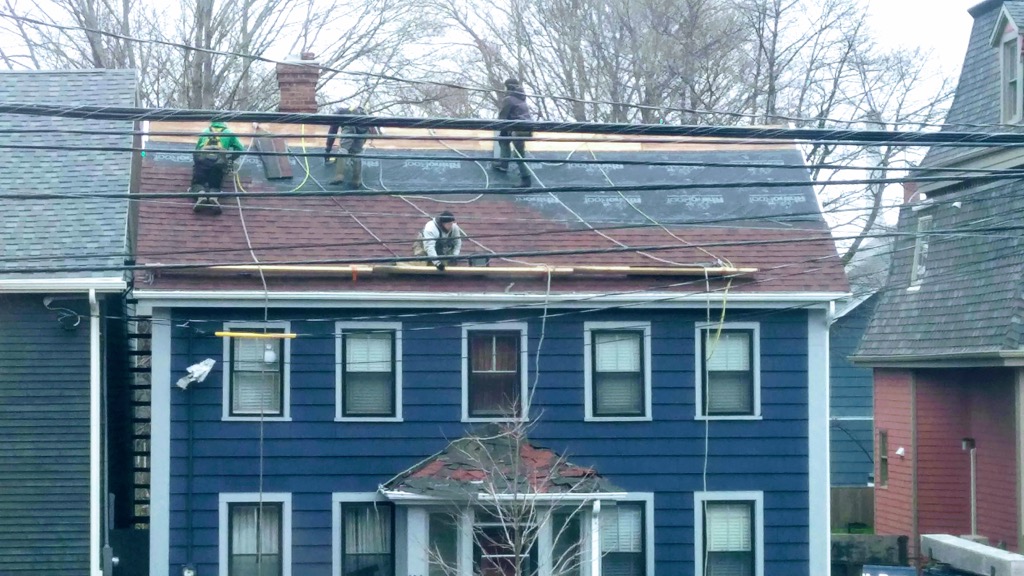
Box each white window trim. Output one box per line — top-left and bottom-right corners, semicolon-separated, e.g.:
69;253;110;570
221;321;292;422
461;322;530;422
335;322;403;422
408;493;654;576
332;492;392;576
583;321;653;421
910;215;933;286
694;322;762;420
693;491;764;576
1002;30;1023;123
219;492;293;576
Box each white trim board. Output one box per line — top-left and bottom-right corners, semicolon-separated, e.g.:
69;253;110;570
807;309;831;575
694;491;765;576
218;493;293;576
134;290;847;315
583;321;653;421
461;322;530;422
0;277;127;292
221;321;293;422
335;322;404;422
149;309;171;576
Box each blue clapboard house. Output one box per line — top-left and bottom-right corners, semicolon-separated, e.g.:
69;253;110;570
135;113;848;575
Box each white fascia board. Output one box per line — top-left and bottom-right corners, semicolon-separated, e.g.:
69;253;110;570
0;277;127;293
134;290;848;314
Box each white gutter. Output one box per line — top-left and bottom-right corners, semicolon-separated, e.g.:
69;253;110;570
134;290;848;314
0;277;127;293
89;289;101;576
478;492;628;502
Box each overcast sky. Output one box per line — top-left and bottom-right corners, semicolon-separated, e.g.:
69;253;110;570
866;0;978;76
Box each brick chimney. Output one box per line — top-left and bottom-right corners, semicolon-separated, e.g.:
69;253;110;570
276;52;320;113
903;181;919;204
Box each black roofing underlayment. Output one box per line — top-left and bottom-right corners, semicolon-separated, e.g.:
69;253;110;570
151;144;822;228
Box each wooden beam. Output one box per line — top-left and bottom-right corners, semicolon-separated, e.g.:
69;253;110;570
202;263;756;278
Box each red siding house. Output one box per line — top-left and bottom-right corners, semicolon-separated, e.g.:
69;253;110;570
854;0;1024;562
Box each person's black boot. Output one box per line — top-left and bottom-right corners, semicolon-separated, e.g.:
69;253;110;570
517;175;532;188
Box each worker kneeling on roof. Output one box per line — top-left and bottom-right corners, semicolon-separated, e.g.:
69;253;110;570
190;121;244;215
413;211;465;270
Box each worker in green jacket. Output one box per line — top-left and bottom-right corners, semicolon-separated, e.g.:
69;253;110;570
191;121;245;215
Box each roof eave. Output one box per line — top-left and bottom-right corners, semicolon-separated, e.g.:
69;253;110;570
0;277;127;293
133;289;849;314
852;349;1024;368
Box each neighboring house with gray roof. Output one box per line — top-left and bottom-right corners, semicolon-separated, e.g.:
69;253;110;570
854;0;1024;562
0;69;137;575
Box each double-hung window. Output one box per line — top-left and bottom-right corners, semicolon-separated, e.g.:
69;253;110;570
341;503;394;576
695;492;763;576
585;322;652;420
223;322;290;420
910;215;932;285
337;323;402;420
697;324;760;418
463;323;527;420
1003;33;1022;122
220;493;291;576
601;503;645;576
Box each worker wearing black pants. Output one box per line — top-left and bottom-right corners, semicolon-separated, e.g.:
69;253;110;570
493;78;533;188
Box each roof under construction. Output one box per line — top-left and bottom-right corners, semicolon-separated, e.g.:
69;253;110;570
134;123;848;295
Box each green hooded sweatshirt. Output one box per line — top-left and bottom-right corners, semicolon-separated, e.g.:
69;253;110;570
195;121;244;152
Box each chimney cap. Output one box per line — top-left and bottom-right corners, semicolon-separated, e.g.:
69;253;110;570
284;52;319;64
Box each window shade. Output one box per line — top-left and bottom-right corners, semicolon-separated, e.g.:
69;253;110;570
705;373;752;414
234;337;280;372
705;503;751;552
705;331;749;371
346;332;392;373
344;504;392;554
595;331;641;373
601;505;642;553
231;503;281;554
233;372;282;415
594;374;643;415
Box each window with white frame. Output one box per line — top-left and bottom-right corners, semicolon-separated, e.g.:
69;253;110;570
341;503;394;576
551;510;583;576
694;492;763;576
601;503;645;576
910;215;932;285
697;325;759;418
224;323;290;419
1004;34;1022;122
585;322;651;420
428;512;458;576
463;324;527;420
220;493;292;576
337;324;401;419
473;511;538;576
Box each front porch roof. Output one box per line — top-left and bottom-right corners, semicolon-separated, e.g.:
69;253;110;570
381;428;622;501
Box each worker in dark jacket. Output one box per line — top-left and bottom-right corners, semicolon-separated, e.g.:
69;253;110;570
325;106;379;190
493;78;533;188
190;121;245;215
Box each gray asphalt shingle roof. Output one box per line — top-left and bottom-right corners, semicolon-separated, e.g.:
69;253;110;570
0;69;136;280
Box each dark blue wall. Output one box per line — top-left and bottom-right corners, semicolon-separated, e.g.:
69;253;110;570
167;307;811;576
829;294;879;486
0;294;90;573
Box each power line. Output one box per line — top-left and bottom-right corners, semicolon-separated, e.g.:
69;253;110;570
6;102;1024;147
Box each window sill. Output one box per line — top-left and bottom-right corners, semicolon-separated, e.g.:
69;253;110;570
335;416;403;423
695;415;762;421
585;415;652;422
222;416;292;422
906;284;921;292
462;416;529;424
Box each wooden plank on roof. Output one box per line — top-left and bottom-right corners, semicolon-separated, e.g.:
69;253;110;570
253;136;294;179
202;263;756;278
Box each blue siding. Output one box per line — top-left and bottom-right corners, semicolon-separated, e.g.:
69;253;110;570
166;308;811;576
0;294;90;573
829;295;878;486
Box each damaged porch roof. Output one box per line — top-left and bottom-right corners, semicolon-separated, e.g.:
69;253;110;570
382;428;621;500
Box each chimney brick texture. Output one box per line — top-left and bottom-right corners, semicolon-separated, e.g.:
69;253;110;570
277;54;320;113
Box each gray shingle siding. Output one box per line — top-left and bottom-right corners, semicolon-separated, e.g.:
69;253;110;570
0;69;136;279
0;294;90;574
857;179;1024;357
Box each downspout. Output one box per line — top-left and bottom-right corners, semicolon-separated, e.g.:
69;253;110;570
590;500;601;576
89;289;101;576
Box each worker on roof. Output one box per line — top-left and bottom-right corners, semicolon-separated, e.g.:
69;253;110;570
413;211;465;270
190;121;244;215
492;78;533;188
325;106;379;190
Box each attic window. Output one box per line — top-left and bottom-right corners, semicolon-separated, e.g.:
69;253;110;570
1002;33;1023;122
910;215;932;285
